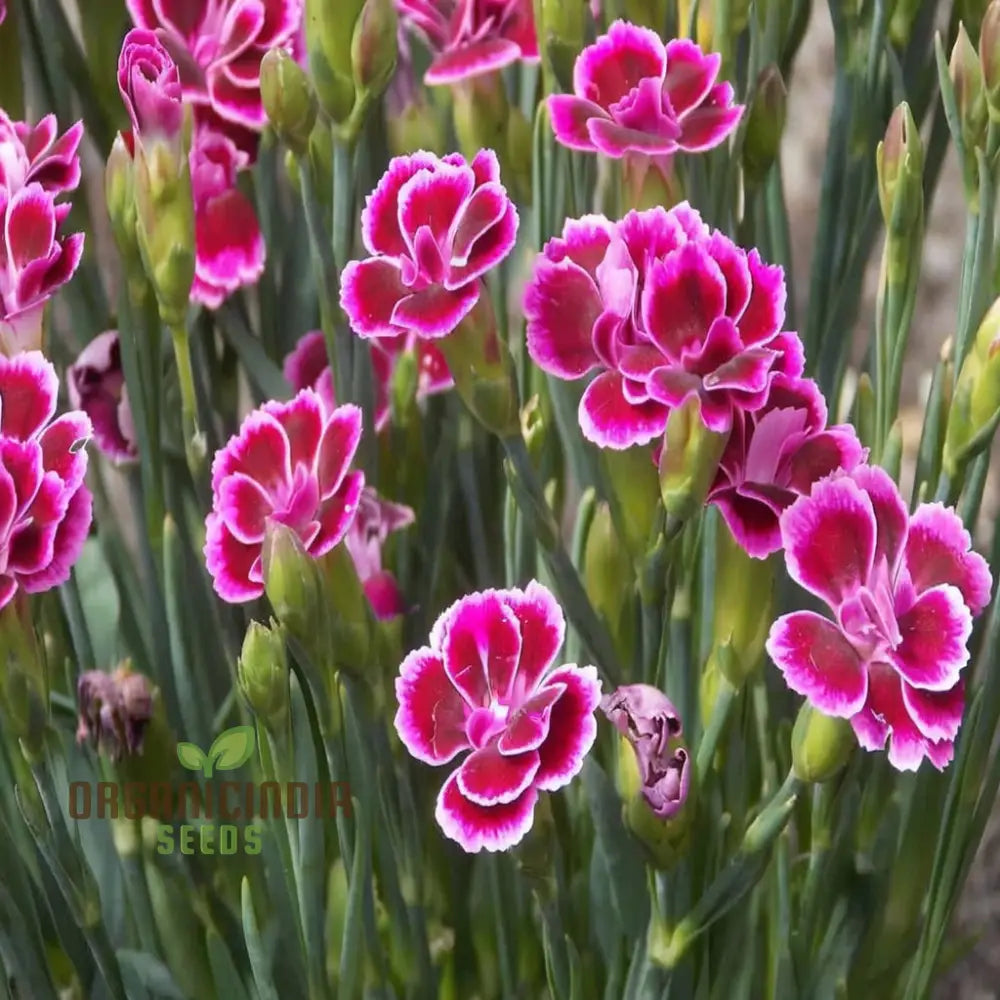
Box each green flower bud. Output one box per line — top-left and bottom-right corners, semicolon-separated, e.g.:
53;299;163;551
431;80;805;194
951;23;988;149
132;110;196;328
452;75;510;165
742;65;787;186
318;543;374;676
876;102;923;235
237;620;290;731
437;293;520;438
852;371;877;451
601;446;661;565
981;0;1000;115
584;502;635;665
351;0;398;100
105;133;142;283
791;702;856;782
538;0;586;92
261;47;318;156
943;296;1000;474
262;522;327;651
304;0;363;123
712;523;774;685
388;101;448;156
658;396;730;521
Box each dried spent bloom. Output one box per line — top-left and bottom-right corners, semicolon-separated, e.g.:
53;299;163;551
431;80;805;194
601;684;690;819
190;129;265;309
283;329;453;430
706;374;865;558
524;203;792;449
548;23;742;164
397;0;538;85
67;331;139;464
204;389;365;603
76;665;154;760
344;487;414;619
766;465;993;771
394;581;602;852
341;149;518;341
0;114;85;356
0;352;93;608
126;0;303;153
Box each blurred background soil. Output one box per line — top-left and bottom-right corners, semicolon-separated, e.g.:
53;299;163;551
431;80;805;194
786;9;998;998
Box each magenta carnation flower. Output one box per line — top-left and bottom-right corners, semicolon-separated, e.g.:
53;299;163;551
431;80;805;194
190;129;265;309
118;28;184;146
341;149;518;341
204;389;365;603
395;581;602;852
765;465;993;771
126;0;302;152
706;374;865;558
67;331;138;465
397;0;538;85
344;487;414;620
524;203;792;448
284;330;453;431
0;114;84;356
0;351;93;608
549;23;742;162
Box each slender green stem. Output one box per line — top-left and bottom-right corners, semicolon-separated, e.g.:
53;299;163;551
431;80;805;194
168;324;204;477
696;679;737;784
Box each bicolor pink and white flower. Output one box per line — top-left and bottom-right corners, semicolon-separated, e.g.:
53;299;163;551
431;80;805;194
524;203;792;449
394;581;602;852
0;351;93;609
341;149;518;341
548;23;742;163
67;331;138;464
765;465;993;771
126;0;302;154
204;389;365;602
284;330;453;431
344;487;414;620
397;0;538;85
706;374;865;558
118;28;185;148
190;129;265;309
0;114;84;356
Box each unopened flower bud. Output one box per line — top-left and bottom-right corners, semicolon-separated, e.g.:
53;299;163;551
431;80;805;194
876;102;924;235
742;66;787;186
388;101;448;156
318;543;373;676
437;292;520;438
539;0;586;92
981;0;1000;115
351;0;397;100
263;522;328;649
944;296;1000;473
452;75;510;166
584;502;635;663
261;48;318;157
304;0;362;122
712;523;774;684
602;685;692;869
791;702;856;783
952;24;988;149
106;132;140;272
601;446;661;564
238;620;290;731
658;397;730;522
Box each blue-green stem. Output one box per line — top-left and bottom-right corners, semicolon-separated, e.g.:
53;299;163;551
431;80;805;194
168;324;204;478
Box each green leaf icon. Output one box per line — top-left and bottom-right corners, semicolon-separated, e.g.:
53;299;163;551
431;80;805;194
206;725;256;776
176;742;207;773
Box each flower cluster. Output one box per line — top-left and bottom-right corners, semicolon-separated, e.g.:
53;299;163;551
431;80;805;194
394;582;601;851
0;352;93;609
117;21;271;309
397;0;538;85
0;112;85;356
766;466;991;771
341;149;518;342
